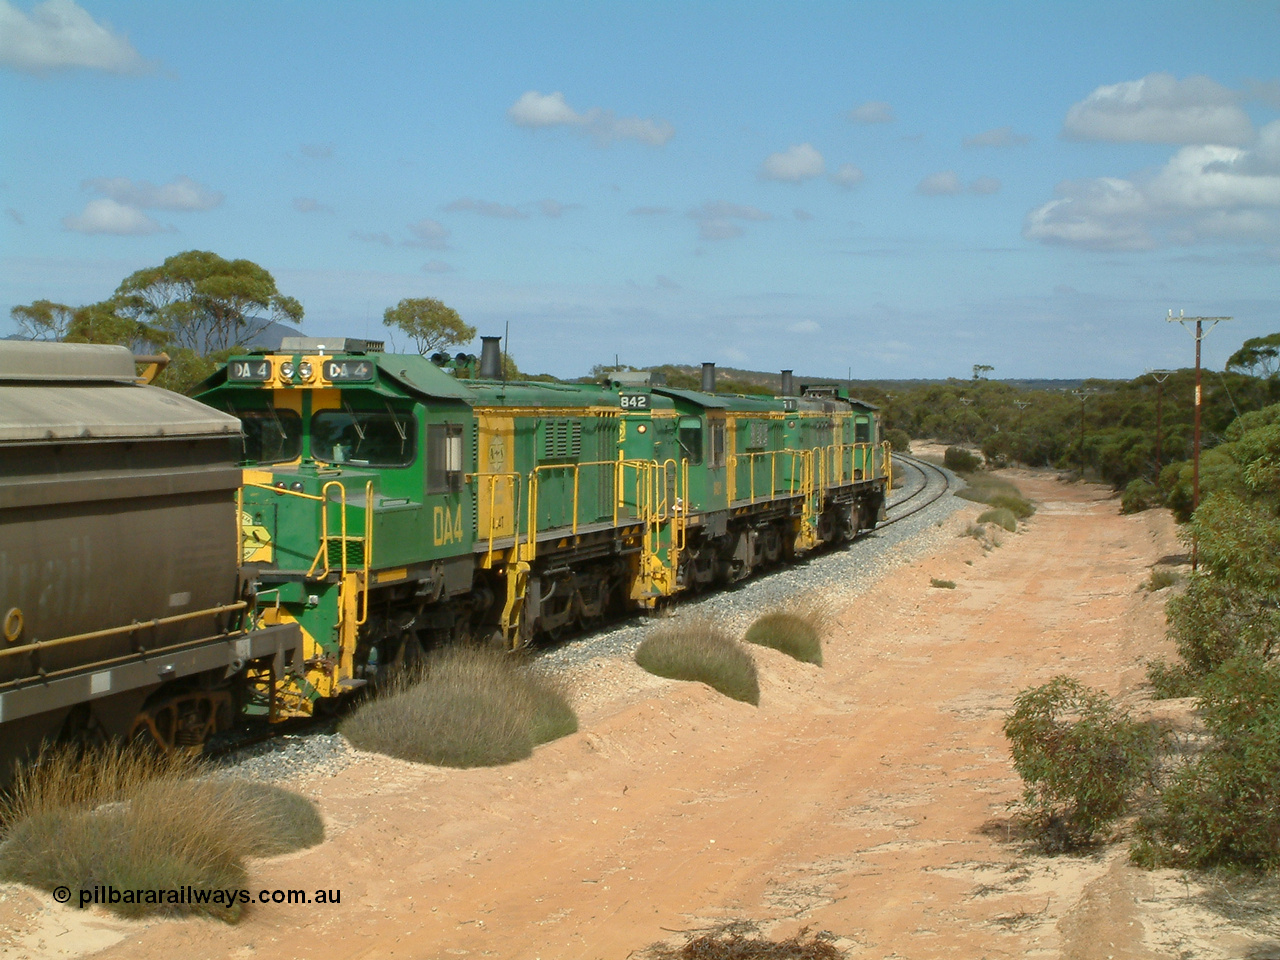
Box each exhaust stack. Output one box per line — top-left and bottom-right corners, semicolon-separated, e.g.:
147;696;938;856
780;369;794;397
701;362;716;393
479;336;503;379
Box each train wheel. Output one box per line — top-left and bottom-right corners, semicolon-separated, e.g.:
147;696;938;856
129;691;232;754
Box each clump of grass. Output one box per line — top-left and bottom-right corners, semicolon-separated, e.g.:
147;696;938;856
988;493;1035;520
744;594;833;666
340;645;577;768
164;779;326;857
0;744;323;922
635;618;760;705
647;923;842;959
930;578;956;589
976;507;1018;532
1147;566;1179;591
956;474;1035;520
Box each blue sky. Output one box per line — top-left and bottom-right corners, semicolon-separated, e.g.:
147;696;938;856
2;1;1278;379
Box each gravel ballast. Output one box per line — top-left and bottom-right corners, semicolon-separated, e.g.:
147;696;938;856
223;460;965;781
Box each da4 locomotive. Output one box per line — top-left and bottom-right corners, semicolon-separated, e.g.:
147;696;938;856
196;337;889;723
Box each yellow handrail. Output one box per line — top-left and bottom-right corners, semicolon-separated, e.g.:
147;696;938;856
0;603;247;660
467;471;522;565
244;481;324;501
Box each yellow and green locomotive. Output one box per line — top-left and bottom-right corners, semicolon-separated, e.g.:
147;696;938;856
196;337;890;723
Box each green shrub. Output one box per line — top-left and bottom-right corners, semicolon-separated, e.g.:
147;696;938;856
1121;478;1160;514
944;446;982;472
744;597;830;666
1146;658;1198;699
1136;657;1280;871
635;619;760;705
1166;575;1280;681
340;645;578;767
977;507;1018;532
884;428;911;453
1147;566;1179;591
1003;676;1159;852
930;578;956;589
0;745;323;922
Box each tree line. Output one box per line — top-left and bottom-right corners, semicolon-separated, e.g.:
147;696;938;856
10;250;480;393
844;352;1280;516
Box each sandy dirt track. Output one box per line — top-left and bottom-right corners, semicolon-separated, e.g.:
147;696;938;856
2;472;1273;959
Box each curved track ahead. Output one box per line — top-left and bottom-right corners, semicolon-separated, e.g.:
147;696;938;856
883;454;954;525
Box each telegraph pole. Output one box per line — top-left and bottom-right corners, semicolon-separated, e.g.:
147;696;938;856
1146;369;1174;473
1013;399;1031;431
1166;311;1231;571
1071;389;1096;478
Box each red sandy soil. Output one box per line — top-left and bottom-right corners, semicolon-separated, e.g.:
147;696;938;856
2;471;1273;959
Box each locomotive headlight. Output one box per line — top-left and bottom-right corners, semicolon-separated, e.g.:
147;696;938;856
298;361;313;380
280;361;296;379
636;424;648;434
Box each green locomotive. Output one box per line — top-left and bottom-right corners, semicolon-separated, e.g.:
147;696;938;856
196;337;889;722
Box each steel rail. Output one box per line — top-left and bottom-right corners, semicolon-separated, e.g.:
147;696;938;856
881;454;953;525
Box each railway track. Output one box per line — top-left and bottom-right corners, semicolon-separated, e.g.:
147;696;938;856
213;455;958;764
884;454;954;524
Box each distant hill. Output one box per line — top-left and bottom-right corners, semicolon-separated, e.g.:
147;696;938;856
649;364;1098;394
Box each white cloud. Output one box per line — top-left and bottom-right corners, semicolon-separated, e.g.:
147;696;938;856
422;260;454;274
1063;72;1253;146
1023;179;1157;250
507;90;674;146
293;197;332;214
84;175;222;211
847;101;894;124
406;218;450;249
444;197;527;219
299;143;334;160
351;230;394;247
970;176;1001;195
688;200;771;241
0;0;150;73
1024;125;1280;250
761;143;824;182
917;171;963;196
508;90;580;126
830;163;865;189
963;126;1031;148
62;197;166;235
1246;79;1280;110
539;199;579;218
788;320;820;334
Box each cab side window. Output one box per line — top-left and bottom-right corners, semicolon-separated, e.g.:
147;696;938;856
709;421;726;468
678;417;703;465
855;416;871;444
427;423;464;492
